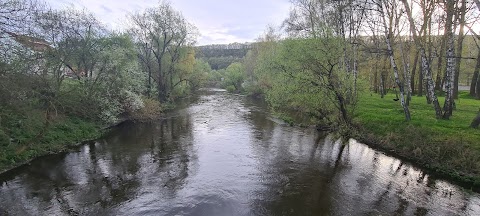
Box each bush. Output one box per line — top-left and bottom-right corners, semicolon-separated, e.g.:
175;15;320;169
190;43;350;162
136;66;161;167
0;129;10;147
225;85;236;93
128;97;163;121
121;90;145;114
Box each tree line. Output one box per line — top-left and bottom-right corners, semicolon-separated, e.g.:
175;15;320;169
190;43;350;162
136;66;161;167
0;0;210;153
218;0;480;130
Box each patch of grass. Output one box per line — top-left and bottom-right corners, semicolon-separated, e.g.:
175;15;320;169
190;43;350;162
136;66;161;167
0;109;101;172
354;91;480;186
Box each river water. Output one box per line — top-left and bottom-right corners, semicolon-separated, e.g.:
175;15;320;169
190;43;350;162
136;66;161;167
1;89;479;216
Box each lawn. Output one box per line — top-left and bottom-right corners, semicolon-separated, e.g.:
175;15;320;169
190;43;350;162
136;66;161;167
354;91;480;186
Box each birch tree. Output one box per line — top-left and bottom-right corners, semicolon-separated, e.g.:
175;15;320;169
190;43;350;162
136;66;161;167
376;0;411;121
453;0;467;99
442;0;456;119
400;0;443;119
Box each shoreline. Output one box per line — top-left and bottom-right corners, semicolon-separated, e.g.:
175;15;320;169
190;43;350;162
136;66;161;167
267;109;480;192
1;94;479;193
0;119;131;177
0;101;171;178
352;129;480;192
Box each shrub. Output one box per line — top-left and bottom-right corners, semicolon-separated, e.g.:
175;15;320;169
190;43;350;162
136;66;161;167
129;97;163;121
0;129;10;147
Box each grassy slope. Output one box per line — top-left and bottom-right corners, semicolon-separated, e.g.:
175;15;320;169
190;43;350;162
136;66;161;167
0;97;165;173
354;91;480;185
0;110;101;173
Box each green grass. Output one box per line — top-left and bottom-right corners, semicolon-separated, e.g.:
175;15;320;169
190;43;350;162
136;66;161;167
0;109;101;173
354;91;480;186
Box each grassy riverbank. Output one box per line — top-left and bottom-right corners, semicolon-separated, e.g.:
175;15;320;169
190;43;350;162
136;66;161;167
0;98;164;174
354;91;480;187
0;111;101;173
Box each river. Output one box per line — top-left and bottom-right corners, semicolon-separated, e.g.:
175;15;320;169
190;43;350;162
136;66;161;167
1;89;479;215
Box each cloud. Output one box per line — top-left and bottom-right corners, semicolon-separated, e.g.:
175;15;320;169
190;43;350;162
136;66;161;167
48;0;291;45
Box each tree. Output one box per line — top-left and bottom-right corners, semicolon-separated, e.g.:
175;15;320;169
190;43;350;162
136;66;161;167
129;1;196;102
376;0;411;121
400;0;443;119
442;0;456;119
223;62;245;93
453;0;467;99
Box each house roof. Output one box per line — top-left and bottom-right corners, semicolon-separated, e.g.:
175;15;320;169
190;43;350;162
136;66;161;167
5;31;52;52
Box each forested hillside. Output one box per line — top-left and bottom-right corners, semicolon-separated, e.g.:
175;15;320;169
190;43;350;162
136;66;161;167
196;43;251;70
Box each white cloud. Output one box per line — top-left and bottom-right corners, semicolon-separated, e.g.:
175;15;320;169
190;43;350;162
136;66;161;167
47;0;291;45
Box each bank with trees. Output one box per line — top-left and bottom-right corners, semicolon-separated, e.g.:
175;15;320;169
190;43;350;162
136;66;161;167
0;0;209;172
221;0;480;187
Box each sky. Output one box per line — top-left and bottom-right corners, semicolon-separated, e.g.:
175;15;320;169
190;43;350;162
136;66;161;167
48;0;292;45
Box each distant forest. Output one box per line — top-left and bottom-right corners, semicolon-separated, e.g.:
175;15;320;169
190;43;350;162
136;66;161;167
196;43;252;70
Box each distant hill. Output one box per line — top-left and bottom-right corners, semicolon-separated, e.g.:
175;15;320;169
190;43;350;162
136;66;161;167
196;42;252;70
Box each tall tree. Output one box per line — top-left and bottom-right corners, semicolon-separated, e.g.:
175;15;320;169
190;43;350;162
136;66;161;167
377;0;411;121
442;0;457;119
400;0;443;119
453;0;467;99
129;2;196;102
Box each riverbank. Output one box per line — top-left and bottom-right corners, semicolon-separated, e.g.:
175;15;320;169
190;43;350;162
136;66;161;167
0;115;102;175
353;91;480;189
0;97;165;175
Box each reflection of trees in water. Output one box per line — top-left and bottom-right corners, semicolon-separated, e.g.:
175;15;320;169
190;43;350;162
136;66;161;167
0;113;197;215
246;118;350;216
245;116;473;216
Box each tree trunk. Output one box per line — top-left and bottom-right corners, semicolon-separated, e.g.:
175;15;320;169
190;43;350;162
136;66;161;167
380;1;410;121
454;0;467;99
436;35;446;91
411;51;419;95
471;110;480;128
400;42;412;106
477;73;480;99
386;40;411;121
380;73;385;98
147;68;152;97
470;49;480;96
374;60;379;93
443;0;456;119
418;62;424;96
401;0;442;118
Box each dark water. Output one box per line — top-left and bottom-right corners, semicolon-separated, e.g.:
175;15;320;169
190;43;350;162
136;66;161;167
1;89;479;216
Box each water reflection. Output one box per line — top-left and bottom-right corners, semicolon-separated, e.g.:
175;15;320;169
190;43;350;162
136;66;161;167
0;112;196;215
0;89;479;216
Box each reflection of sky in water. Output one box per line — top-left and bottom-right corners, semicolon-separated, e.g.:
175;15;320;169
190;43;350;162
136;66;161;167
0;89;479;216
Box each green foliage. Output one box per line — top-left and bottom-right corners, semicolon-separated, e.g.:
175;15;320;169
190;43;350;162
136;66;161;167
222;62;246;93
189;58;210;90
0;4;151;171
128;97;163;121
0;109;100;171
207;69;225;87
0;129;10;147
196;43;250;70
255;37;357;129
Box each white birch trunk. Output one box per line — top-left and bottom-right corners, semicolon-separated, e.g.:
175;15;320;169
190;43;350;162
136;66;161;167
401;0;443;118
443;0;456;119
399;42;412;106
379;1;411;121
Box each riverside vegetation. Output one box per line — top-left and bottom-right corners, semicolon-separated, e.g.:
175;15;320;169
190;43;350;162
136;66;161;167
204;0;480;187
0;1;208;172
2;0;480;189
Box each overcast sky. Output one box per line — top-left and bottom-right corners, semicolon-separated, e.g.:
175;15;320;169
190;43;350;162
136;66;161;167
48;0;292;45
